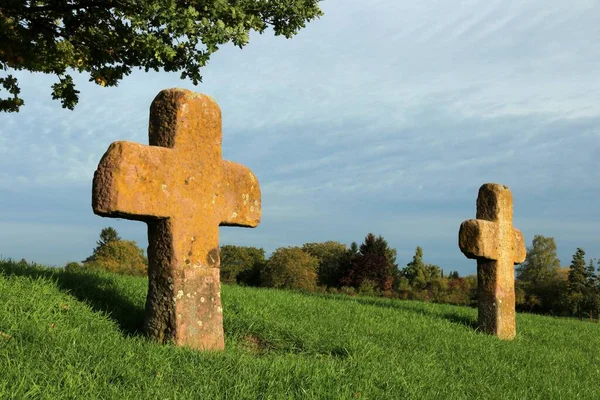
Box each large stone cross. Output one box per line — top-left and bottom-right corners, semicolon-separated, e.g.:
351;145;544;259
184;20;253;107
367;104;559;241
458;183;525;340
92;88;261;350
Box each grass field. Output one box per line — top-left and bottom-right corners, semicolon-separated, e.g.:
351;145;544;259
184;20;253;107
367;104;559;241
1;259;600;399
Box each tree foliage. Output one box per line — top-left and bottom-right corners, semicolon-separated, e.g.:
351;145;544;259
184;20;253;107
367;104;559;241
515;235;564;313
359;233;397;269
401;246;441;290
219;245;265;286
261;247;318;291
75;228;600;320
448;271;460;280
516;235;561;285
586;258;597;288
568;248;587;294
342;253;392;292
301;241;347;287
0;0;323;111
568;248;588;317
83;239;148;276
340;233;397;292
97;226;121;248
83;227;147;276
84;226;121;263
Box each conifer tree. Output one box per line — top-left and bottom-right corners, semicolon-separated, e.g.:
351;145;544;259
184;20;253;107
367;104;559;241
584;258;600;320
403;246;426;288
568;248;588;318
340;233;397;291
586;258;597;288
84;226;121;263
597;259;600;289
97;226;121;248
359;233;397;269
402;246;441;289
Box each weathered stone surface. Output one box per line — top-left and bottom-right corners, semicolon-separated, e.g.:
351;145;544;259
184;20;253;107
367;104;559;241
92;88;261;350
458;183;525;340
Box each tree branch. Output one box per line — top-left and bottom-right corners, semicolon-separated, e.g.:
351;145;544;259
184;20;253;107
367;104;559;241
3;1;122;15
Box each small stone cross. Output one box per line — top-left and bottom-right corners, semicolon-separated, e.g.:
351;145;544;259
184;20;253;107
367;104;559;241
458;183;525;340
92;88;261;350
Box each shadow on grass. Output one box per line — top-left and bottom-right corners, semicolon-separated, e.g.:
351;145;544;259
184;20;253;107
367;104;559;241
303;291;480;332
239;332;351;359
0;259;146;336
355;296;479;331
440;312;479;331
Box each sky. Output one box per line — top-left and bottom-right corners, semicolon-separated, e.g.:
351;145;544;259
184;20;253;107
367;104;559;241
1;0;599;276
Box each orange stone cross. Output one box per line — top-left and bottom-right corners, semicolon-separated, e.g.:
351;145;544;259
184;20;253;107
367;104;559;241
458;183;525;340
92;88;261;350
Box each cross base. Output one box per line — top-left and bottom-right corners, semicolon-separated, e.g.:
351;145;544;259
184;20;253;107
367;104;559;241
142;220;225;350
477;259;516;340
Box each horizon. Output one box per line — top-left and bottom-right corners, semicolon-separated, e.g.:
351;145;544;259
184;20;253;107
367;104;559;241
1;0;598;275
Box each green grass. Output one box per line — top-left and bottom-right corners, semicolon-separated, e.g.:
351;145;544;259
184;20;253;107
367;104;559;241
2;259;600;399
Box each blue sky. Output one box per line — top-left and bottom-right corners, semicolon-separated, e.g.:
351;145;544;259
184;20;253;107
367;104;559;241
1;0;598;276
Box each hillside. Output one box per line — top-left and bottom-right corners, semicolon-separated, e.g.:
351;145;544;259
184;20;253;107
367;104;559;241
1;259;600;399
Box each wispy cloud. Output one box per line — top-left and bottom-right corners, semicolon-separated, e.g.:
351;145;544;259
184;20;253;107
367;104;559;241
1;0;598;272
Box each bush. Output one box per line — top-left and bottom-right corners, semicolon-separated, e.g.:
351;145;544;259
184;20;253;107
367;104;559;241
261;247;318;291
327;287;340;295
220;245;265;286
339;286;356;296
358;279;380;297
64;262;83;272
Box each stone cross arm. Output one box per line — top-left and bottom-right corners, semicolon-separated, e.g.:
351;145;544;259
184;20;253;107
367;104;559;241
459;219;526;264
92;142;260;228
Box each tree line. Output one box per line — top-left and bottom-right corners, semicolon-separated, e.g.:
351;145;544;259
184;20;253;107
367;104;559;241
219;233;477;305
72;228;600;321
218;234;600;320
515;235;600;320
